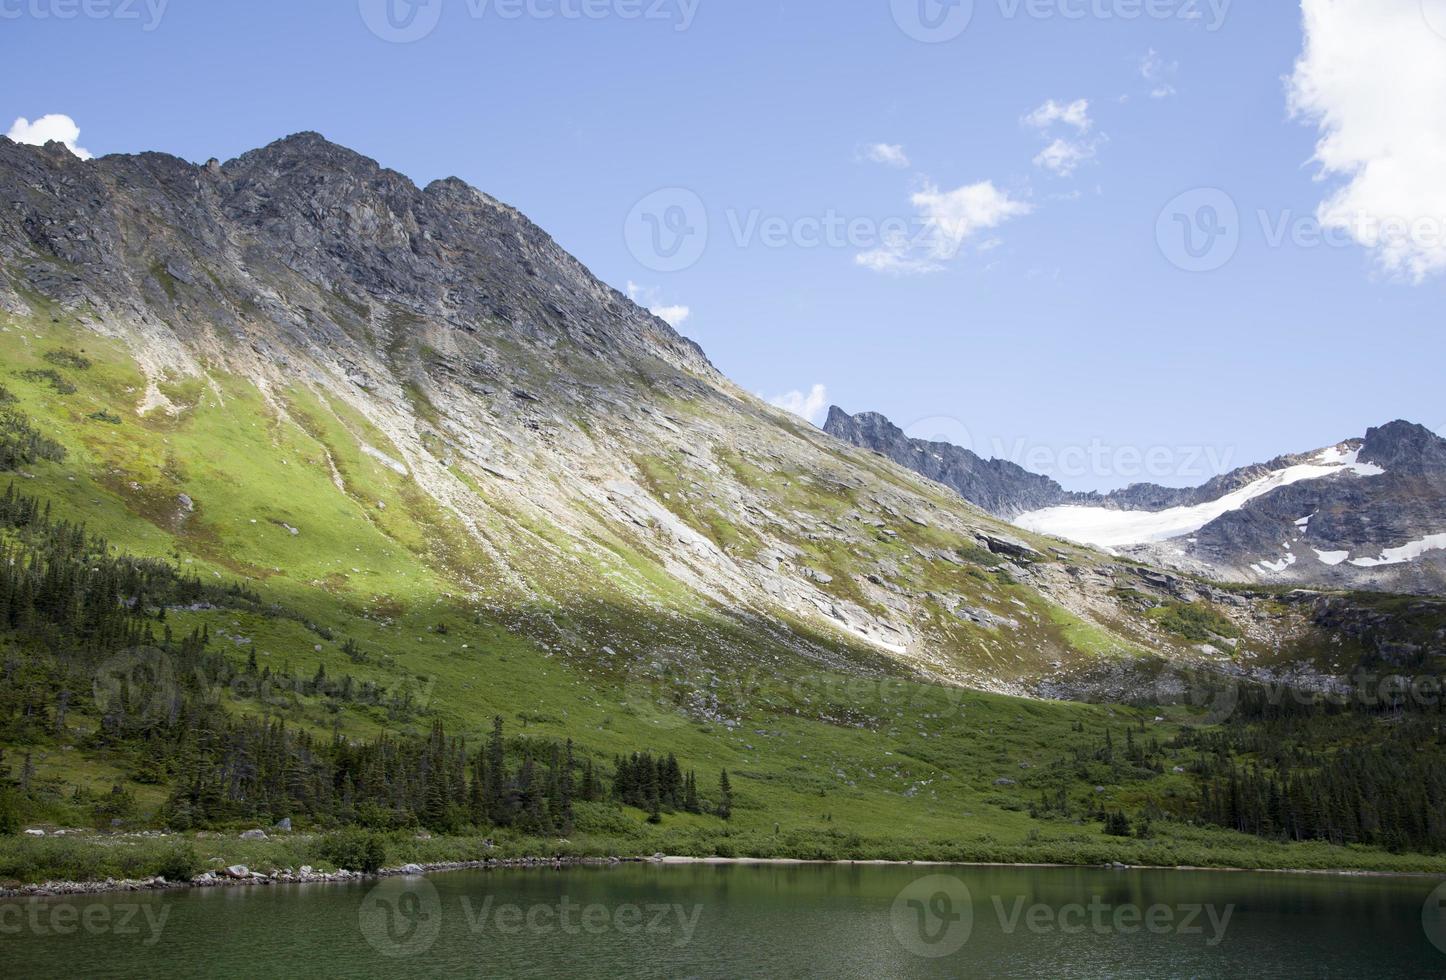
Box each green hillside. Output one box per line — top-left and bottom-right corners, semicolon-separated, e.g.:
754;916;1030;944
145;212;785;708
3;307;1445;883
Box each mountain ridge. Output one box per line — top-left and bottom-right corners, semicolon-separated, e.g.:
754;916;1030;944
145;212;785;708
825;406;1446;595
0;130;1432;701
2;131;1446;874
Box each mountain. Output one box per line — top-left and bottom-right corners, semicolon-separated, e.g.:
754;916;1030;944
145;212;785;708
821;408;1070;518
4;132;1446;867
825;407;1446;595
0;130;1267;699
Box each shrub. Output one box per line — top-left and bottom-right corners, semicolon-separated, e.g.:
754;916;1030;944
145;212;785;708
154;842;201;882
43;349;92;371
91;784;137;826
318;827;388;873
1103;810;1133;837
0;789;20;836
16;369;77;395
1148;602;1240;641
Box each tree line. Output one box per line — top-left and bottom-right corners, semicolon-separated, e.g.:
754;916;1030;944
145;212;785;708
0;386;66;471
0;483;736;835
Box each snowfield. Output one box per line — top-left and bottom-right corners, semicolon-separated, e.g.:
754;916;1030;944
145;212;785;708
1348;533;1446;568
1013;447;1384;549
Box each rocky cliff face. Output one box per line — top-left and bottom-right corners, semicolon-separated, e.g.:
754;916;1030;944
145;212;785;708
0;133;712;380
826;406;1446;595
1184;422;1446;594
821;408;1070;518
0;132;1428;703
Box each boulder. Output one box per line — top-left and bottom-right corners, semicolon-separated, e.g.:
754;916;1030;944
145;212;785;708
976;531;1043;562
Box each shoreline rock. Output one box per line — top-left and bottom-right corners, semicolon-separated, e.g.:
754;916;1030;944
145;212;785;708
0;855;632;899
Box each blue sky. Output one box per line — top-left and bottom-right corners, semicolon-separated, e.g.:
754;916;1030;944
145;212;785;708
4;0;1444;491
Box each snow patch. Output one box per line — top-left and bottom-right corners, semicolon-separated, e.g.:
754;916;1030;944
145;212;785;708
1014;444;1383;549
1254;553;1297;574
1348;533;1446;568
1314;550;1350;567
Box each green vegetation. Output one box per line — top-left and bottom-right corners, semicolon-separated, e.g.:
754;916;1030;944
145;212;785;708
317;828;388;874
15;369;77;396
1149;602;1241;642
1;314;1445;887
42;349;93;372
1;409;66;469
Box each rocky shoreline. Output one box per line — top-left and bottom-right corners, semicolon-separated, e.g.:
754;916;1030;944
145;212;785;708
0;855;638;900
6;851;1436;900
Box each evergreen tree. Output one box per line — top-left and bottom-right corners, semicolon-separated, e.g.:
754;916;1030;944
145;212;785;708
717;770;733;821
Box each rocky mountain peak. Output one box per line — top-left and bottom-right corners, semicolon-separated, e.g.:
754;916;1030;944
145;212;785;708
1359;420;1446;474
823;405;1068;518
0;133;715;380
827;405;1446;595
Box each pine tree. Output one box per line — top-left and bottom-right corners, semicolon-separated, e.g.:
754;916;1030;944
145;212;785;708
717;770;733;821
486;716;508;824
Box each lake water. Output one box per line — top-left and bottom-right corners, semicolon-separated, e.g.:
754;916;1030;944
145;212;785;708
4;863;1445;978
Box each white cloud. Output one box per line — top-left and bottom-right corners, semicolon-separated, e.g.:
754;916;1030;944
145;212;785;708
856;231;937;275
649;304;691;328
5;114;92;160
1289;0;1446;281
914;182;1032;254
1023;99;1092;133
860;143;911;168
1023;98;1101;177
857;181;1031;275
1139;49;1178;99
1033;138;1097;177
626;281;691;328
767;384;830;425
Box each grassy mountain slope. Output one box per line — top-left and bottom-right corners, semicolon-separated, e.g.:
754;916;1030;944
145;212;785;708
0;134;1443;877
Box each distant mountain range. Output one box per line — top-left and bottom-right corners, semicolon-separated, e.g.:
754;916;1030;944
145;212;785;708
825;407;1446;595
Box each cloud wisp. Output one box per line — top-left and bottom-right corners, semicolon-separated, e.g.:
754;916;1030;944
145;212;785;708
766;384;830;425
